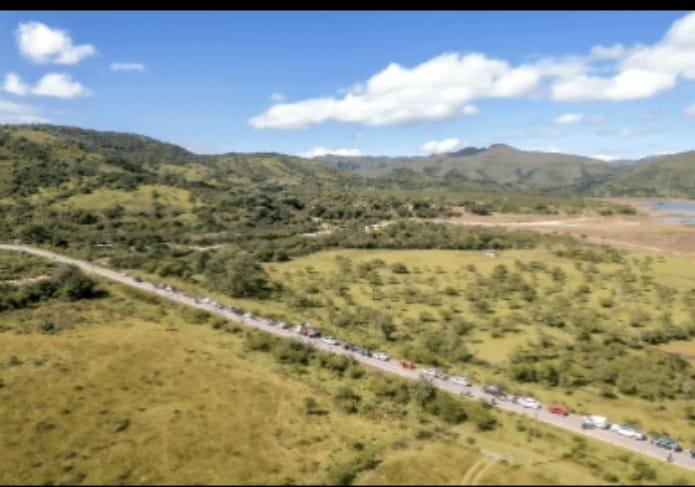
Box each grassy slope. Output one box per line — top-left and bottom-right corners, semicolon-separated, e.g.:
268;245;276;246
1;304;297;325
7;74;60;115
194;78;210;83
591;152;695;198
137;247;695;448
1;265;693;485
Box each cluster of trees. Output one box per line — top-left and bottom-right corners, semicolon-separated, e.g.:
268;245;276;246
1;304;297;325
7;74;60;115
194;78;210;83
0;265;104;314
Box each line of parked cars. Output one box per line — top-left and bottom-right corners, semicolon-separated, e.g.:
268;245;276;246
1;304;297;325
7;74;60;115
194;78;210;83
153;282;695;461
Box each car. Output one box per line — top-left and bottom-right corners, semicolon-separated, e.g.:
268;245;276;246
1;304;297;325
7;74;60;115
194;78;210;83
400;361;416;370
651;437;682;452
547;405;569;416
689;449;695;459
423;368;438;378
452;376;471;386
321;336;339;346
374;352;390;361
358;349;372;357
483;385;506;399
518;397;542;409
609;424;646;440
582;415;609;430
243;312;252;319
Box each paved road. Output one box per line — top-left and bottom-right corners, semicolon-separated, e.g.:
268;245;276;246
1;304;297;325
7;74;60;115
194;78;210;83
2;243;694;473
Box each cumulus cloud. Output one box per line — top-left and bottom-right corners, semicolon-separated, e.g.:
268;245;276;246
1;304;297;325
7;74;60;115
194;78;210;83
5;73;91;99
250;52;537;129
16;21;96;65
551;69;676;101
420;138;464;154
553;12;695;102
3;73;30;96
297;146;362;158
590;43;627;60
554;113;584;125
0;99;47;124
591;154;620;161
110;62;146;72
250;12;695;129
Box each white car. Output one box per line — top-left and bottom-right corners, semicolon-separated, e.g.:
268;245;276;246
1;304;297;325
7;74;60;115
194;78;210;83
374;352;390;361
423;368;438;377
609;424;646;440
582;415;609;429
452;376;471;387
518;397;542;409
321;336;339;346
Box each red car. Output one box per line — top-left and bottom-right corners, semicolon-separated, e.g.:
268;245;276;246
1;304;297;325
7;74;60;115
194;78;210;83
548;405;569;416
401;361;416;370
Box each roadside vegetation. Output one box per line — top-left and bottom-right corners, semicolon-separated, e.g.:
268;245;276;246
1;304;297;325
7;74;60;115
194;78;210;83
0;273;692;485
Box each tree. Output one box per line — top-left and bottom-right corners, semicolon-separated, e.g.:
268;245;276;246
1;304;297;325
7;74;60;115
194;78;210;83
206;248;271;298
57;266;102;300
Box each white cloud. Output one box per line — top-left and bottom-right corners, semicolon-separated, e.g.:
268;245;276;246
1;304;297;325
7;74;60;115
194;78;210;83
533;146;562;153
552;69;676;101
16;21;96;65
3;73;30;96
0;99;48;124
590;43;627;60
420;138;464;154
110;62;145;72
32;73;90;99
554;113;584;125
684;103;695;118
252;12;695;128
270;92;286;102
2;72;90;99
250;52;538;129
591;154;620;162
297;146;362;158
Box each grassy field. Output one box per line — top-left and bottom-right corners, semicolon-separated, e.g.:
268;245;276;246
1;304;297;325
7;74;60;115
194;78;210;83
153;246;695;451
1;266;694;485
53;185;196;215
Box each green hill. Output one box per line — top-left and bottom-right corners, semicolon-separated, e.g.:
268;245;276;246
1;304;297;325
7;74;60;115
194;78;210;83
590;151;695;198
318;144;618;193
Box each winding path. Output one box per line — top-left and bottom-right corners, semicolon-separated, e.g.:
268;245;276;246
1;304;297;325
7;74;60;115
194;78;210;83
1;243;694;474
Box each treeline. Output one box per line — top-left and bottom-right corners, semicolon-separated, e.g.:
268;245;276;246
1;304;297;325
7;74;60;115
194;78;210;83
0;265;105;313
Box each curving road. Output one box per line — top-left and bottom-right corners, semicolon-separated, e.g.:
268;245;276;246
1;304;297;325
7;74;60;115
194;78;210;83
1;243;694;473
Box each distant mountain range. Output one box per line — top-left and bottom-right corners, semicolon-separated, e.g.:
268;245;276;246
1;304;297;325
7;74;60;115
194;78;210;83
1;124;694;199
316;144;619;193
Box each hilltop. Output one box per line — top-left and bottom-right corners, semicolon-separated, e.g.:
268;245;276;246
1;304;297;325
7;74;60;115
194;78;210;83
317;144;619;193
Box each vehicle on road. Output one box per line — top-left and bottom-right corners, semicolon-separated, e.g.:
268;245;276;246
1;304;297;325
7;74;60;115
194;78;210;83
452;376;471;387
460;390;474;398
609;424;646;440
651;437;682;452
321;336;339;346
358;349;372;357
424;368;448;379
483;385;506;399
243;312;252;319
401;361;416;370
581;415;609;430
374;352;390;361
518;397;542;409
547;405;569;416
689;449;695;459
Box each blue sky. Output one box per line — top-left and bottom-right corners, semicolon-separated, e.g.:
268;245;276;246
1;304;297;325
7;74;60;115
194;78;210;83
1;11;695;160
